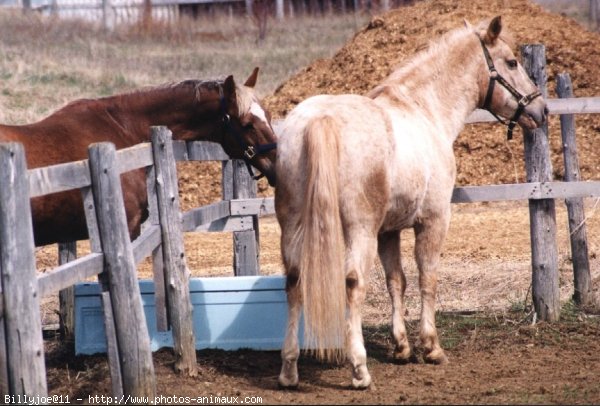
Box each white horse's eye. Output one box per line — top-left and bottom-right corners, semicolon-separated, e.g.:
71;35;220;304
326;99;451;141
507;59;518;69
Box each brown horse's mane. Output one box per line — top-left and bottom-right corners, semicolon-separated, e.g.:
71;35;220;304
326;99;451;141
60;79;225;110
58;77;257;118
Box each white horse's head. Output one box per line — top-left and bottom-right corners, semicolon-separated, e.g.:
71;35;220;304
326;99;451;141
474;16;548;132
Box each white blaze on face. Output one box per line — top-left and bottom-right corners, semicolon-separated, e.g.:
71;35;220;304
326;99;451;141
250;101;272;130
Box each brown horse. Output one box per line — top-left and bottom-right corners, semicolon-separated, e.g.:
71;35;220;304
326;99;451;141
275;17;547;388
0;68;277;246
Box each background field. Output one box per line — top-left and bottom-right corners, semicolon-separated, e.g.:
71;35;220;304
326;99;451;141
1;1;599;403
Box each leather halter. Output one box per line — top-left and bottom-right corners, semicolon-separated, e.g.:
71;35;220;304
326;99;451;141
478;36;542;140
219;88;277;180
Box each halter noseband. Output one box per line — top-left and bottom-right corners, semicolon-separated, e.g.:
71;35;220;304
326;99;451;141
478;36;542;140
219;87;277;180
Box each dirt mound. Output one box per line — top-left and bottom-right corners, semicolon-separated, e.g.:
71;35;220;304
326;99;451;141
265;0;600;186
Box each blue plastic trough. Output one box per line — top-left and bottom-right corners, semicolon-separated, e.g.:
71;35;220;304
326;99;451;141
74;275;303;355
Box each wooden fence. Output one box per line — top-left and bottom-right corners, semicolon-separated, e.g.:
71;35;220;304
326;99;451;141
0;127;206;397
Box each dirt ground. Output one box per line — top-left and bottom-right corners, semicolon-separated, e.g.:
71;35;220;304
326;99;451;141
40;201;600;404
37;0;600;403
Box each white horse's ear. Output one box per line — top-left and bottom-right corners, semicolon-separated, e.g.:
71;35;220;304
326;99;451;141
485;16;502;44
463;19;472;29
244;67;259;88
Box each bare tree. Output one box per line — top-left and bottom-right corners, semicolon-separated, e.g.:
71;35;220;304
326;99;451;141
252;0;272;43
142;0;153;31
591;0;600;31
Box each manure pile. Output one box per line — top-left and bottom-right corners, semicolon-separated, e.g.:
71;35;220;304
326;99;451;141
265;0;600;185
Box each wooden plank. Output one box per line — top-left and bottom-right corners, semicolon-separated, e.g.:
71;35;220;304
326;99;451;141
151;246;168;332
230;197;275;216
0;291;8;396
232;160;259;276
28;159;90;198
0;143;47;397
81;186;102;253
522;45;560;322
185;216;255;233
131;224;162;265
181;201;230;231
222;160;234;200
451;183;538;203
116;142;153;173
143;162;167;330
545;96;600;115
171;140;188;161
186;141;229;161
539;181;600;199
557;73;592;306
150;127;197;375
88;142;156;397
233;230;260;276
38;253;104;298
58;242;77;341
463;98;600;124
99;289;124;398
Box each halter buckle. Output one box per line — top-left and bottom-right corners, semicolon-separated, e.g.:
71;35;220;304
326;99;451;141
518;95;530;106
244;146;257;160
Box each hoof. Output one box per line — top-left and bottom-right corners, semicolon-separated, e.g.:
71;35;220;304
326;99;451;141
392;345;413;364
424;349;448;365
278;377;299;390
351;374;372;390
278;372;299;389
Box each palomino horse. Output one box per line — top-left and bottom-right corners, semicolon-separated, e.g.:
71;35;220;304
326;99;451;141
0;68;276;246
275;17;547;388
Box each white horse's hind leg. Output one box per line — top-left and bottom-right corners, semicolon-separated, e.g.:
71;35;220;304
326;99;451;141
345;232;377;389
278;273;301;388
377;231;412;362
414;218;449;365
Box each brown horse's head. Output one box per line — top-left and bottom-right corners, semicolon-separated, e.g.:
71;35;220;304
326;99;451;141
219;68;277;186
475;16;548;134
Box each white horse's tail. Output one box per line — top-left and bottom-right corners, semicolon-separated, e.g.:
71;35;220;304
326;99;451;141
297;115;346;362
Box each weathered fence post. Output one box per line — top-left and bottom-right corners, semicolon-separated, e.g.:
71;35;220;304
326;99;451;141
0;143;47;397
556;73;593;306
88;142;156;398
222;160;259;276
58;242;77;340
150;127;198;376
521;44;560;322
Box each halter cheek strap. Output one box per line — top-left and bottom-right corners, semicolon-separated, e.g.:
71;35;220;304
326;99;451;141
219;88;277;180
478;36;542;140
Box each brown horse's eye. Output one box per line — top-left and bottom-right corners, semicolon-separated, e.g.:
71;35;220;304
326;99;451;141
507;59;518;69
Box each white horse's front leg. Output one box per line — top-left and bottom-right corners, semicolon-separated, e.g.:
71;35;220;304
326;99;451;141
279;274;301;388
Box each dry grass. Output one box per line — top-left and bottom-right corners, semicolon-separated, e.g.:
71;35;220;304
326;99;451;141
0;9;368;123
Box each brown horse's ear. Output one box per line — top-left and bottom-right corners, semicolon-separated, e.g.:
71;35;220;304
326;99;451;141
484;16;502;44
223;75;239;115
244;67;259;88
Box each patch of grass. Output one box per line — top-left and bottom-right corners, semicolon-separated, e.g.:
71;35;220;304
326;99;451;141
0;9;369;124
